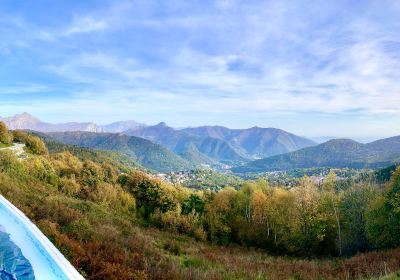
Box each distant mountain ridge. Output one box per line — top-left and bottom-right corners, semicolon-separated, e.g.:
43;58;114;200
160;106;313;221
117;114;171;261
100;120;146;133
125;123;316;166
2;113;317;168
232;137;400;173
0;113;146;133
181;126;316;159
125;122;247;166
1;113;102;132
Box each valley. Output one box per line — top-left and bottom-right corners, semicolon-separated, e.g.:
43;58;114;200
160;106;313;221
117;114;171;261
1;120;400;279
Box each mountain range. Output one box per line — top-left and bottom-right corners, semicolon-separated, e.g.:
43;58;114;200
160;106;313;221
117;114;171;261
1;113;316;167
125;122;247;166
181;125;316;158
126;123;316;166
232;137;400;173
8;113;399;173
0;113;145;133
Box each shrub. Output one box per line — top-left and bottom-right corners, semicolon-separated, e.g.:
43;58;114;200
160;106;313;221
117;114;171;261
59;177;81;196
163;240;182;255
0;150;22;173
52;152;83;177
0;121;13;144
120;171;176;218
193;227;207;241
12;130;29;143
87;182;136;212
26;157;59;186
25;135;48;155
151;204;204;239
80;160;104;187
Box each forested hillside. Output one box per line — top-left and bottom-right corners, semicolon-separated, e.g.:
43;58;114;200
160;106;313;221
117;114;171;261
43;131;194;172
125;122;247;165
1;122;400;279
234;138;400;173
125;123;316;166
182;126;316;158
44;138;144;172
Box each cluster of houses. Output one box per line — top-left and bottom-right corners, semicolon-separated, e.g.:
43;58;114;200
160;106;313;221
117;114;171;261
154;171;203;185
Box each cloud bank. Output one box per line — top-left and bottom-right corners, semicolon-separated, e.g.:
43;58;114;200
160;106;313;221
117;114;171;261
0;0;399;137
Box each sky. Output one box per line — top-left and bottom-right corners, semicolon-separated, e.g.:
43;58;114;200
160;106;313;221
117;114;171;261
0;0;399;139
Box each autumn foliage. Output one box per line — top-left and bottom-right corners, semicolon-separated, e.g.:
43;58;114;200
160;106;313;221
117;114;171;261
1;125;400;279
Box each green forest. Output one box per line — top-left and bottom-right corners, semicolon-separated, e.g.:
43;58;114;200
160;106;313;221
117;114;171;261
1;122;400;279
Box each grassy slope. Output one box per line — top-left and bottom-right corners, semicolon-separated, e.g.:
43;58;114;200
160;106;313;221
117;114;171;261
2;173;400;280
0;143;12;148
366;273;400;280
1;149;400;279
379;275;400;280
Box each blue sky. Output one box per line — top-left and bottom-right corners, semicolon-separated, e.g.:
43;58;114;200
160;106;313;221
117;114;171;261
0;0;399;139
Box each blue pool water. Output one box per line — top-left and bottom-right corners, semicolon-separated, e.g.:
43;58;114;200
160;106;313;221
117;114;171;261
0;225;34;279
0;195;84;280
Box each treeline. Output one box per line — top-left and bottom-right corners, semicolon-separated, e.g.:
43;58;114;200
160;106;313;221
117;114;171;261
120;170;399;257
0;121;13;144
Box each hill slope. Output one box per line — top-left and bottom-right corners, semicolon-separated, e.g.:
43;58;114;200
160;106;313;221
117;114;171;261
42;137;144;171
44;131;193;172
126;123;315;166
181;126;316;158
125;123;247;165
233;137;400;173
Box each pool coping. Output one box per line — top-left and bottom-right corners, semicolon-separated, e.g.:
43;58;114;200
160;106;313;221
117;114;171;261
0;194;85;280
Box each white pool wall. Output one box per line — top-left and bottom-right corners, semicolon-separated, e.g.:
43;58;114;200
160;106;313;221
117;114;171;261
0;194;85;280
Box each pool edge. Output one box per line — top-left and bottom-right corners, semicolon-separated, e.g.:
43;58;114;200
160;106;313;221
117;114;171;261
0;194;85;280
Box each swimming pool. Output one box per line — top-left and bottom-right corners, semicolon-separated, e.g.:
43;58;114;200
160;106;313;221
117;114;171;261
0;195;85;279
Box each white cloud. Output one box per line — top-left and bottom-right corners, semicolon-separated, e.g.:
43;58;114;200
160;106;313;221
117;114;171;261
63;15;108;36
0;84;48;95
1;0;400;136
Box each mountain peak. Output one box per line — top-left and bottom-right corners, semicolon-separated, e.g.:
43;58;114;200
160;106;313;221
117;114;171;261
13;112;40;122
101;120;146;133
0;113;102;132
323;138;362;146
155;122;167;127
2;112;41;129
